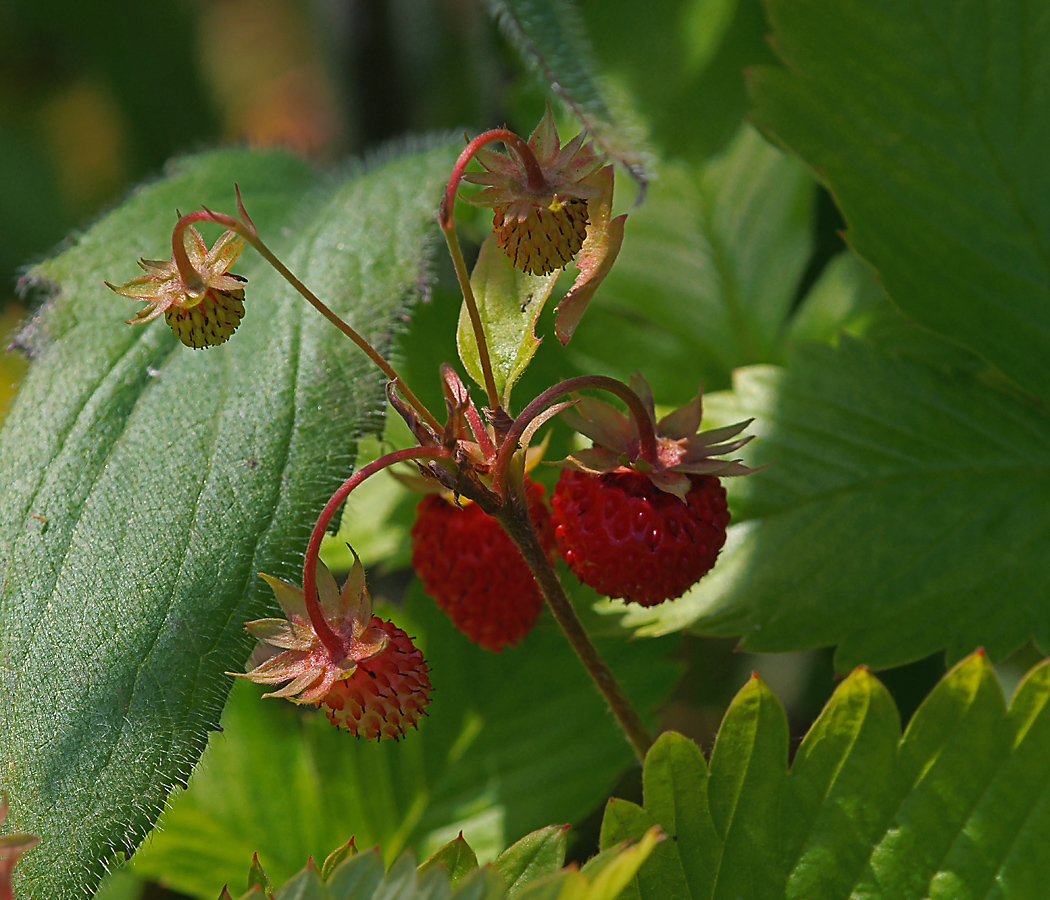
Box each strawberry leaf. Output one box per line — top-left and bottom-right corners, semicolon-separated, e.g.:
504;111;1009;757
602;652;1050;897
0;141;457;900
619;334;1050;671
750;0;1050;404
564;124;813;400
129;581;677;896
419;835;479;888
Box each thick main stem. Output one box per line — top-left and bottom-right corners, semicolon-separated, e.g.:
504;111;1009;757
497;499;653;763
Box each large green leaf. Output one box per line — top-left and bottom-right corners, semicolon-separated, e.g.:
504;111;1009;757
580;0;776;160
601;652;1050;898
750;0;1050;404
131;582;678;897
0;141;458;900
565;124;812;400
615;334;1050;669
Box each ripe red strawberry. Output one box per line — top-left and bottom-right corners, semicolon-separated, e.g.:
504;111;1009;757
321;617;431;740
410;480;555;651
551;469;730;606
551;373;755;605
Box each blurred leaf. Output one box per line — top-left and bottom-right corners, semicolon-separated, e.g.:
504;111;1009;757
90;871;143;900
131;581;677;897
566;124;812;401
485;0;652;184
0;141;457;900
457;234;559;408
602;653;1050;897
785;251;894;346
581;0;776;160
750;0;1050;403
618;335;1050;670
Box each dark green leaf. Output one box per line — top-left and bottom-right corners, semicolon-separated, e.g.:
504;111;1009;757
581;0;776;160
620;335;1050;670
751;0;1050;403
0;141;457;900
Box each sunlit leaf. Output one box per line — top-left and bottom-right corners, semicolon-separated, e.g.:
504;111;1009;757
0;141;457;900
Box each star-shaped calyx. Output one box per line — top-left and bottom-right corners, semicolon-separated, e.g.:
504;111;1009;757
232;554;389;705
558;373;757;500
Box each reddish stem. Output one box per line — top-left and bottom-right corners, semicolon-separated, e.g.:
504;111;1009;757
439;129;548;228
491;375;659;497
302;446;449;659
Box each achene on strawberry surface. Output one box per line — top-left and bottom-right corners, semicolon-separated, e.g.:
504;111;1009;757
551;469;729;606
551;374;754;605
410;479;555;652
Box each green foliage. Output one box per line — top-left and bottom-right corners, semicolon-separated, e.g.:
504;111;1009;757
580;0;776;160
129;583;677;897
0;141;457;900
457;235;560;408
216;823;657;900
564;123;813;400
602;653;1050;898
617;334;1050;669
750;0;1050;405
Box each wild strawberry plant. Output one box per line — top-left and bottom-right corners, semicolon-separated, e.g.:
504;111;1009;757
2;0;1050;899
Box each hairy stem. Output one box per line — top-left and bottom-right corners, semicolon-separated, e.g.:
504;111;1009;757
183;208;443;435
302;446;449;660
491;374;659;496
496;498;653;763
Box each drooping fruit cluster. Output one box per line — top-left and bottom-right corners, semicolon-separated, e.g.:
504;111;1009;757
551;374;754;605
321;617;431;740
551;469;729;607
411;480;555;651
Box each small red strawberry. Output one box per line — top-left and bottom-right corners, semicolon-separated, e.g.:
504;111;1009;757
234;554;430;740
321;618;431;740
550;374;754;605
551;469;729;606
410;480;555;651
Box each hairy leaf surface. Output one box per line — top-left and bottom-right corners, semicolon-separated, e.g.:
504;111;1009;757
0;142;457;900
